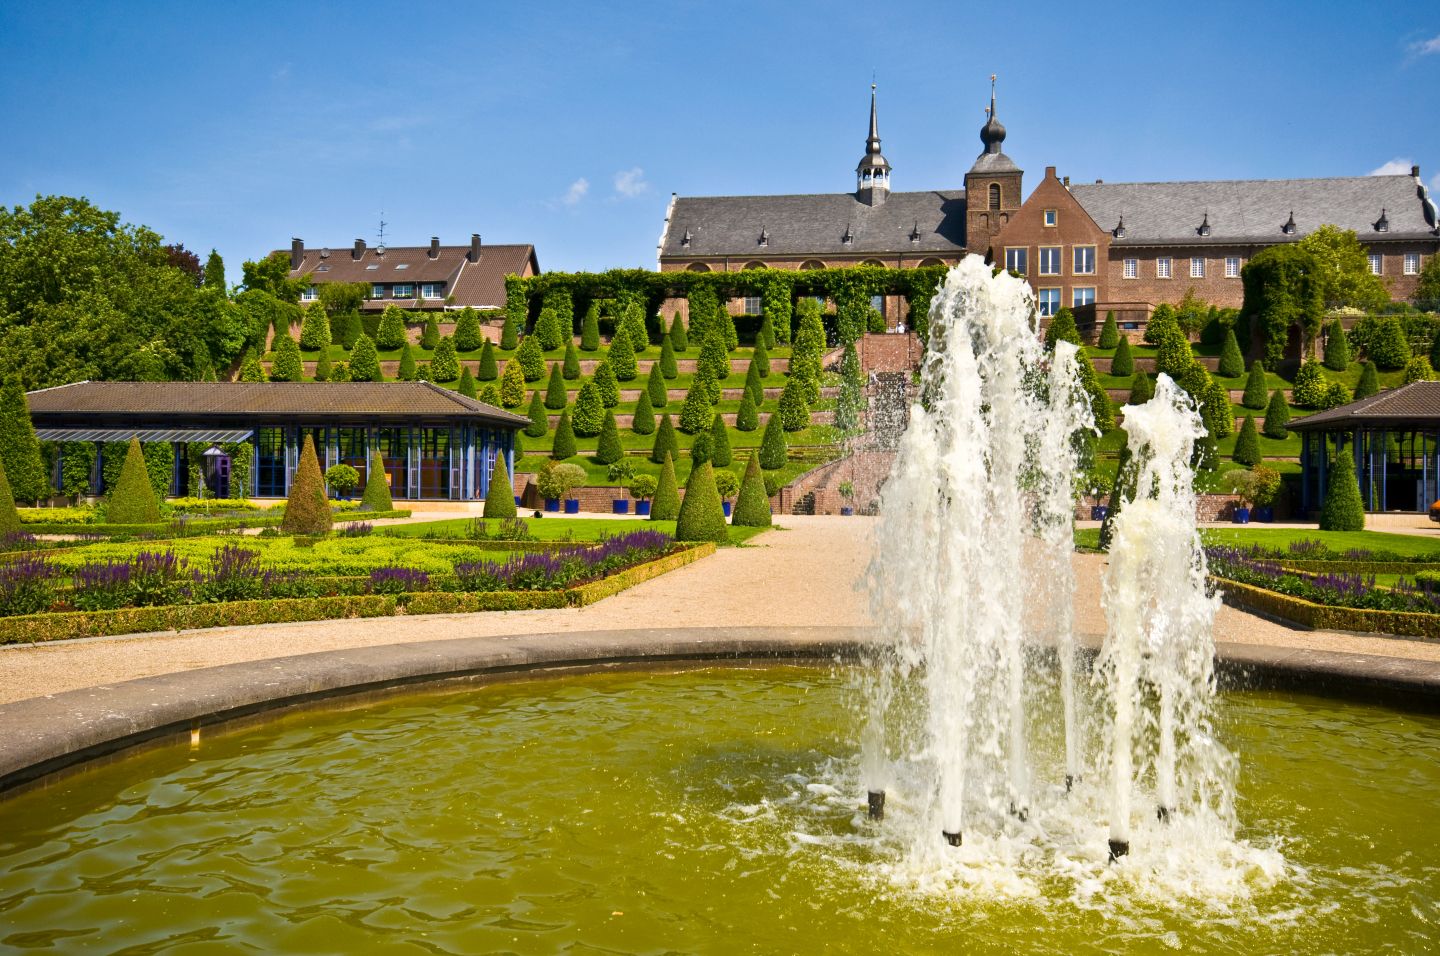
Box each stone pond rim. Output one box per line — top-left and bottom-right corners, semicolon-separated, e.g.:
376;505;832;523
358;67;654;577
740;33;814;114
1;625;1438;795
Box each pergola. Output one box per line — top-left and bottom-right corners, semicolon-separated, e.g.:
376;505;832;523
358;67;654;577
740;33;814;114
1291;381;1440;515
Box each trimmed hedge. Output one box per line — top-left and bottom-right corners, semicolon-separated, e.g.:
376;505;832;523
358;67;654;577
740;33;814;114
19;509;413;537
1215;578;1440;639
1282;559;1440;575
566;543;715;606
403;590;568;614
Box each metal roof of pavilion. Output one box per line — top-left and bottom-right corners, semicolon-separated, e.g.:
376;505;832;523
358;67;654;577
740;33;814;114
1289;381;1440;431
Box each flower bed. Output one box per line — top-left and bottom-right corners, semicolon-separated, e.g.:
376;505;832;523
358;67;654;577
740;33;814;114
1206;546;1440;615
1214;579;1440;640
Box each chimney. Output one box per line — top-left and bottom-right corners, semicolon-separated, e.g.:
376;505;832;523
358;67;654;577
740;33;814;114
352;238;366;260
1063;176;1070;187
468;234;482;263
290;238;304;270
1413;165;1422;179
429;237;440;259
1045;166;1057;179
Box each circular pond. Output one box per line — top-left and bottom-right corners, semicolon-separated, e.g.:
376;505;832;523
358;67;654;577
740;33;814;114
1;667;1437;953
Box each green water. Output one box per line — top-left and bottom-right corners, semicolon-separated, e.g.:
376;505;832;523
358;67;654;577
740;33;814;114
0;668;1437;954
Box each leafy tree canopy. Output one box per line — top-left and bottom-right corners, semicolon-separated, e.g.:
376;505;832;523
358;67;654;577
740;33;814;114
1296;224;1389;312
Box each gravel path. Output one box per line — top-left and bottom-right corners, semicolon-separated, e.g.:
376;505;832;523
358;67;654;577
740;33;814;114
1;516;1436;705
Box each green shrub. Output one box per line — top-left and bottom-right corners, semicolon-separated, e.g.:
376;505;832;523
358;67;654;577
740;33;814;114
525;391;549;438
751;332;771;379
499;360;526;408
669;311;689;352
709;412;732;467
239;352;266;382
397;342;417;381
778;375;809;432
430;337;460;382
595;411;623;465
330;310;361;350
1241;360;1268;409
1076;354;1115;431
478;383;500;406
675;460;728;543
1353;360;1380;400
651;414;680;464
1430;330;1440;374
632;389;655;435
299;303;331;351
1403;356;1438;384
458;367;477;398
0;377;44;503
743;359;764;406
646;363;668;408
1263;389;1290;439
361;449;393;511
651;452;681;520
329;361;351;382
541;363;566;410
1232;416;1261;466
0;458;21;535
594;360;620;407
1128;371;1154;406
477;340;498;380
1217;328;1244;378
714;468;739;502
313;349;331;382
759;413;788;469
678;378;712;434
735;389;760;432
552;410;577;459
1320;451;1365;531
1292;359;1328;408
720;308;739;351
106;438;161;524
1323;318;1351;371
453;308;483;352
1110;336;1134;377
270;329;303;381
483;455;517;518
536;462;586;501
730;453;772;527
609;328;638;381
572;382;604;436
376;305;408;351
1044;307;1081;349
659;333;679;379
1367;317;1411;369
689;428;713;465
563;341;581;379
516;336;545;381
628;473;657;505
280;435;332;535
535;307;565;352
1098;311;1119;349
419;313;440;350
500;309;519;350
580;302;601;351
697;327;731;384
324;463;360;497
1143;303;1178;345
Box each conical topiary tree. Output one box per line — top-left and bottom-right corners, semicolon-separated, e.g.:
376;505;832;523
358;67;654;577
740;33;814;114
572;381;604;436
500;308;520;351
675;460;728;543
431;336;460;382
751;333;771;379
1320;450;1365;531
1241;360;1268;409
659;333;679;379
757;312;777;351
544;363;567;409
1217;328;1244;378
1263;389;1290;439
778;375;809;432
735;389;760;432
477;340;498;380
595;410;623;465
552;410;577;459
313;348;332;382
0;458;19;535
647;363;668;407
632;389;655;435
758;413;787;469
678;378;713;434
271;330;303;381
594;360;620;407
499;360;526;408
1233;415;1261;466
709;412;732;467
669;312;689;352
377;305;408;351
563;341;581;379
479;383;501;406
419;313;440;350
580;302;601;351
483;454;517;518
1044;307;1082;349
697;327;731;383
239;351;266;382
535;307;564;352
107;437;161;524
0;375;46;503
397;342;417;381
743;357;764;406
651;413;680;464
525;391;548;438
458;367;477;398
1110;336;1134;377
1098;311;1119;350
362;449;393;511
609;328;638;381
1324;319;1351;371
689;428;713;465
280;434;331;534
650;451;680;520
516;335;545;381
730;452;772;527
1403;356;1438;384
300;303;331;351
1128;371;1154;406
453;308;482;352
1353;360;1380;400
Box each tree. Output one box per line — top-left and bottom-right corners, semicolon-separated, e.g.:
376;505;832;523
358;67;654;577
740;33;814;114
1236;359;1266;410
1292;359;1329;408
735;389;760;432
419;313;440;350
697;327;731;385
1217;328;1244;378
281;434;332;535
791;298;826;404
544;363;568;409
361;449;394;511
659;332;679;379
500;308;520;350
1416;251;1440;312
313;347;332;382
324;463;359;498
431;336;460;382
453;308;483;352
1367;317;1411;370
350;334;382;381
1323;318;1351;371
535;307;564;352
1263;389;1290;439
1403;357;1438;384
0;458;19;535
651;413;680;465
458;366;477;398
516;335;546;381
593;360;620;407
477;340;499;380
751;330;771;379
632;389;655;435
397;342;417;381
675;460;728;543
0;379;42;504
759;413;788;469
484;454;517;518
730;452;772;527
647;362;669;407
563;341;581;379
580;302;601;351
778;375;809;432
1128;371;1154;406
1320;451;1365;531
1045;307;1082;349
595;411;623;465
329;310;362;350
552;410;577;459
572;381;604;436
376;305;409;351
268;329;302;382
299;303;331;351
525;391;549;438
107;437;161;523
1110;336;1134;377
609;326;638;380
709;412;732;467
1143;303;1180;346
669;311;689;352
203;249;226;294
1098;311;1119;349
499;359;526;408
757;312;777;351
238;351;265;383
743;357;765;407
1232;416;1261;466
1353;360;1380;400
651;451;681;520
678;377;713;434
620;301;650;352
479;383;501;406
1297;224;1390;312
1239;244;1325;368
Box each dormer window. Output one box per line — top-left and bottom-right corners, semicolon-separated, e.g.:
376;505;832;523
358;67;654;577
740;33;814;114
842;224;854;245
758;227;768;247
1375;208;1390;233
680;228;692;247
1198;212;1211;237
1113;216;1126;239
1282;211;1297;235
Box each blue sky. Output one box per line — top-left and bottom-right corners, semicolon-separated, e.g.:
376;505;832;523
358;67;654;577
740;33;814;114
2;1;1437;279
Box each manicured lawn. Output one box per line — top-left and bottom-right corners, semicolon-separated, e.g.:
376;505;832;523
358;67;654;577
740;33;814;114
289;343;792;363
523;423;841;457
379;516;771;546
1077;526;1440;556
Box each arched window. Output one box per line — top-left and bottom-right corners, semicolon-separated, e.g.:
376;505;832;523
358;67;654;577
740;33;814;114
989;183;1001;210
860;259;885;268
799;260;826;271
918;257;947;268
742;261;767;270
686;262;711;273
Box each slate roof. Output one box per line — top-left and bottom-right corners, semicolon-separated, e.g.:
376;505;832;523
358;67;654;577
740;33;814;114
1289;382;1440;431
277;243;539;310
661;190;968;258
1069;175;1440;247
27;382;529;427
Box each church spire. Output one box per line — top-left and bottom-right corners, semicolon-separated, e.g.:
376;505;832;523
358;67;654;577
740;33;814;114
856;82;891;206
980;73;1006;155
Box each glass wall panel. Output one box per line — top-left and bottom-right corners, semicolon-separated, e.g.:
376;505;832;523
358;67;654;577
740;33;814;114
256;428;287;497
335;427;368;490
419;427;451;499
375;427;409;498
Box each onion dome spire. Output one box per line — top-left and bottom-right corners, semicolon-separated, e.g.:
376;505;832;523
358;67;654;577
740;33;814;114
980;73;1006;155
856;82;891;205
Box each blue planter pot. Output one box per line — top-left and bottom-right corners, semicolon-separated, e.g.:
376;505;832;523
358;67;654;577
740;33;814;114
612;500;629;514
1232;507;1251;524
564;499;580;514
840;506;855;516
514;495;521;507
722;501;732;518
544;498;560;513
1254;506;1274;523
635;501;651;516
1090;505;1109;521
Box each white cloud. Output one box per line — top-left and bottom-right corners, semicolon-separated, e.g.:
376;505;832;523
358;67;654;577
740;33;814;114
271;64;291;81
562;178;589;206
1409;34;1440;56
1369;158;1413;176
613;167;649;199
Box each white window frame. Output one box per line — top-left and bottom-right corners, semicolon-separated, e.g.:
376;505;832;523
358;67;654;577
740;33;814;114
744;295;762;314
1404;253;1420;276
372;283;386;299
301;285;318;302
394;263;409;270
1369;254;1383;276
1004;247;1028;275
1190;257;1205;278
1225;256;1241;278
1043;209;1057;227
1156;257;1172;279
421;283;443;300
1037;288;1061;317
1073;245;1096;276
1123;258;1138;279
1072;287;1096;307
1038;246;1062;277
393;283;414;298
